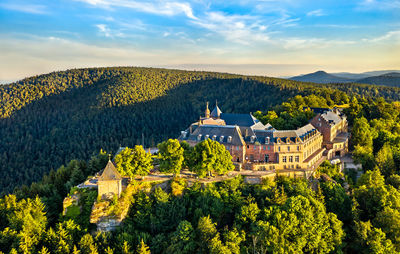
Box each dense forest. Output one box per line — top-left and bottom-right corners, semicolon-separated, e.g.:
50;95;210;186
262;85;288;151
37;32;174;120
2;69;400;252
2;67;400;193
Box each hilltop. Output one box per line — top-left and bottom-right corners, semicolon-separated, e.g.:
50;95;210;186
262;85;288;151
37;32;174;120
289;70;400;87
290;70;353;84
1;67;400;193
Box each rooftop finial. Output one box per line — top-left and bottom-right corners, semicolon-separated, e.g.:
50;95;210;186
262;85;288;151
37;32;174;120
108;153;111;161
205;101;210;118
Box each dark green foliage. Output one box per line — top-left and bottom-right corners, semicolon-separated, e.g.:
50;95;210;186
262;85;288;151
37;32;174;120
2;67;400;193
190;139;235;177
157;139;184;175
3;68;400;253
11;151;107;225
253;93;347;130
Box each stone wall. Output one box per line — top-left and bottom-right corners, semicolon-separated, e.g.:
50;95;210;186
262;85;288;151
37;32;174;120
98;180;122;199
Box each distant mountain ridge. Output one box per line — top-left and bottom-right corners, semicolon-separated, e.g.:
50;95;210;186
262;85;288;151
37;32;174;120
290;71;353;84
356;72;400;87
290;70;400;87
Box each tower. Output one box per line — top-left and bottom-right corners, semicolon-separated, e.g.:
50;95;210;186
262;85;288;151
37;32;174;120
210;100;222;119
205;101;210;118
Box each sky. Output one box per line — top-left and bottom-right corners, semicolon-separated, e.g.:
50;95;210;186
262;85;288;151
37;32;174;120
0;0;399;82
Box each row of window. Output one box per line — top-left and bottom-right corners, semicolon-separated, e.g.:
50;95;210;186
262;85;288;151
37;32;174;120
283;165;301;169
277;145;301;152
282;155;300;163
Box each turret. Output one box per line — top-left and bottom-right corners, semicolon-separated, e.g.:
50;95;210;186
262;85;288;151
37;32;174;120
210;100;222;119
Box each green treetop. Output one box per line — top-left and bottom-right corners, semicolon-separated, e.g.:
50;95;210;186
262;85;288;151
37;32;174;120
114;146;153;177
157;139;184;175
191;139;234;178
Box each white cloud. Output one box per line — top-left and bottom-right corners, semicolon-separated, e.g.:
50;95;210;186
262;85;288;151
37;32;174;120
0;3;48;14
281;38;356;50
192;12;270;45
96;24;111;37
76;0;197;19
95;24;127;38
362;30;400;43
306;9;325;17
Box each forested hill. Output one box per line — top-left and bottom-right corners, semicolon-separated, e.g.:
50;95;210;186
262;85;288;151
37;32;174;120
1;66;400;193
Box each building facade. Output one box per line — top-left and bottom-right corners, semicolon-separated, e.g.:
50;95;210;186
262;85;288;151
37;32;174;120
179;103;348;171
310;108;349;159
98;160;123;199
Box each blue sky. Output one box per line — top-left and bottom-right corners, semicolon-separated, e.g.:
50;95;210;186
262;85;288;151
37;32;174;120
0;0;399;81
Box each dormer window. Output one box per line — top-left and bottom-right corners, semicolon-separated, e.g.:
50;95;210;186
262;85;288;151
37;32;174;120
227;136;232;143
197;134;202;141
266;137;270;144
220;136;224;142
212;135;217;141
251;136;256;143
181;131;187;138
205;134;209;140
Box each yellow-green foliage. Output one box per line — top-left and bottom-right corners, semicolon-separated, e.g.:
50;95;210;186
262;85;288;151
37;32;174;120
171;177;187;197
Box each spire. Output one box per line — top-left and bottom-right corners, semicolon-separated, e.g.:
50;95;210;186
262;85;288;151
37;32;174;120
205;101;210;118
210;100;222;119
99;160;122;181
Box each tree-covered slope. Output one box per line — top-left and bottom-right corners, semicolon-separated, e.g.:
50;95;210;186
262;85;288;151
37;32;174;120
356;72;400;87
1;67;400;193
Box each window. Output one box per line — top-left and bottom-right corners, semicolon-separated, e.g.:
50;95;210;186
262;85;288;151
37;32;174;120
278;147;281;152
287;146;290;152
236;146;239;151
247;145;250;149
197;134;202;141
289;156;293;162
263;146;266;150
268;146;271;150
253;145;256;150
283;156;287;163
227;136;232;143
220;136;224;142
295;156;299;162
297;146;300;151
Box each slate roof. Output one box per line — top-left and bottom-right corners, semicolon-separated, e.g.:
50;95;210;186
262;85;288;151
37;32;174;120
321;111;342;125
183;125;245;146
210;105;222;118
220;113;261;127
98;160;122;181
294;123;316;137
250;124;317;144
